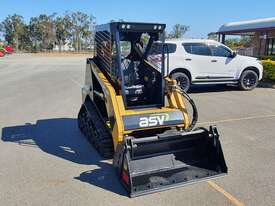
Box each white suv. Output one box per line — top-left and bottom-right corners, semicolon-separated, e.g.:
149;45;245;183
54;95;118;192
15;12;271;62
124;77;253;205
159;39;263;91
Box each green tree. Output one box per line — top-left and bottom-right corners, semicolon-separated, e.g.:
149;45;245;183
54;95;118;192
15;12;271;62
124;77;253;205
29;14;56;51
68;11;94;51
1;11;96;52
1;14;26;51
0;23;4;41
168;24;189;39
55;15;73;52
240;36;252;47
19;25;32;51
208;33;218;41
29;16;43;51
225;36;252;50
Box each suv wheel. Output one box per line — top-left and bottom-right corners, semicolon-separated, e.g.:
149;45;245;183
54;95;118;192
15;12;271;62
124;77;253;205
239;70;259;91
171;72;191;92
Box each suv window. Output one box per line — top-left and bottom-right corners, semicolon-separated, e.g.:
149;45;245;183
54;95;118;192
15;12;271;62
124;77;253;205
209;45;232;57
150;42;177;55
183;43;211;56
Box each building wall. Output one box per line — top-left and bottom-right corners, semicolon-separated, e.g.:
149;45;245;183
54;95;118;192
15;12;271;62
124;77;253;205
236;32;263;56
259;30;275;55
252;30;275;56
253;32;266;56
252;32;261;56
219;29;275;56
268;30;275;38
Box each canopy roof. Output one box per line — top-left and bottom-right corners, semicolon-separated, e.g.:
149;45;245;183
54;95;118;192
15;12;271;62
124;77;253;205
217;17;275;34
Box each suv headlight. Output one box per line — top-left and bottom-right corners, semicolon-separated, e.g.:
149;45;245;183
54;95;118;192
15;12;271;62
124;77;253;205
256;58;263;65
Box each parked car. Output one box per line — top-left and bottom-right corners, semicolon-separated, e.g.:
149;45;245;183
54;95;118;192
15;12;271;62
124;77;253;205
149;39;263;91
0;42;6;57
0;43;14;57
4;45;14;54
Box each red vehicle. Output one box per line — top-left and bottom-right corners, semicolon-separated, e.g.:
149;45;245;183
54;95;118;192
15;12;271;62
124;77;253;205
4;45;14;54
0;51;5;57
0;46;5;57
0;44;14;57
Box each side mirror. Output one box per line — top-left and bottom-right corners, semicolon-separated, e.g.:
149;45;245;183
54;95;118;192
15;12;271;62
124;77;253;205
231;51;237;58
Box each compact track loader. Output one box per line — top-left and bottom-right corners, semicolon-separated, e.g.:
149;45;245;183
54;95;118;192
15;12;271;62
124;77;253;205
77;22;227;197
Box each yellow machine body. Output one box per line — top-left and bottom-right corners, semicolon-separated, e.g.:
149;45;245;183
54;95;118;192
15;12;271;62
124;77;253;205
82;61;190;149
78;22;227;197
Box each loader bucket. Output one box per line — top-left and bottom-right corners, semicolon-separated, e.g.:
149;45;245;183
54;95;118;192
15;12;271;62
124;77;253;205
113;126;227;197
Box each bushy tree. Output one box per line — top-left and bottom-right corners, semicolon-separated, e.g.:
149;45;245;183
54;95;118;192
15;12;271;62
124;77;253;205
68;11;95;51
1;11;95;52
168;24;189;39
225;36;252;50
19;25;32;51
0;23;4;41
208;33;218;41
55;15;73;51
1;14;26;51
29;14;56;51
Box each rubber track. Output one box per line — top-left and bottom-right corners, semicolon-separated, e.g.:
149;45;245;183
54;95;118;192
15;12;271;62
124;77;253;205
78;103;114;158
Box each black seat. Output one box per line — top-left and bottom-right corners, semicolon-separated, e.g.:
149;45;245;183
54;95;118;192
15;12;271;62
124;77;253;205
125;84;144;96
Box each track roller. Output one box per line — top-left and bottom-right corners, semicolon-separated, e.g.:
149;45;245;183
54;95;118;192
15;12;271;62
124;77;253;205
77;103;114;158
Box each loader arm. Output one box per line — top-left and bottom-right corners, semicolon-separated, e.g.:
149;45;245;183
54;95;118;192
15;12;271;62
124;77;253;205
165;76;190;129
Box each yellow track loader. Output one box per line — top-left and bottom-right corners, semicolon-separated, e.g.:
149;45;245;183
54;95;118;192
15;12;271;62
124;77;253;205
77;22;227;197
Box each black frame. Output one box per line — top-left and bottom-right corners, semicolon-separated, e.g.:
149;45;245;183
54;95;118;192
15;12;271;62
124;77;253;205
95;22;166;109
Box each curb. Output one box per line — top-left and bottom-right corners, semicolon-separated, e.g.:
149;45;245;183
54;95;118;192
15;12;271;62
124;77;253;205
258;81;275;89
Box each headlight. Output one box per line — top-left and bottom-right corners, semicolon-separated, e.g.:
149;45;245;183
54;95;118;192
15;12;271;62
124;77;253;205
256;59;263;65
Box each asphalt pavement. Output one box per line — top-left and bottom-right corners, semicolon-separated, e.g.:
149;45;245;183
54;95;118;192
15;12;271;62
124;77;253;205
0;54;275;206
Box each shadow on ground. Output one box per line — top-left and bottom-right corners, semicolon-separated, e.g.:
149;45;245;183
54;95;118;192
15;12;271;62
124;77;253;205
1;118;126;196
189;85;239;94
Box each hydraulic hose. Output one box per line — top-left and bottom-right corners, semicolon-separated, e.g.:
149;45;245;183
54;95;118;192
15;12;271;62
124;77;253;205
175;86;198;132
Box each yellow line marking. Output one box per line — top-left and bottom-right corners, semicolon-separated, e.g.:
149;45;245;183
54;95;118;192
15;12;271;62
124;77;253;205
198;114;275;125
208;181;245;206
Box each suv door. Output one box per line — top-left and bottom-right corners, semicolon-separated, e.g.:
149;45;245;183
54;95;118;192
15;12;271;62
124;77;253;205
208;44;237;80
182;43;213;81
148;42;177;74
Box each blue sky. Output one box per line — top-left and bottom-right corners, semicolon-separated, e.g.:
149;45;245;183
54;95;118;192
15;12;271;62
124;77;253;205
1;0;275;38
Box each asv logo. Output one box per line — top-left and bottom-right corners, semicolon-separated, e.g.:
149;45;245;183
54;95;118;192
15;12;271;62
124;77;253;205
139;113;169;127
